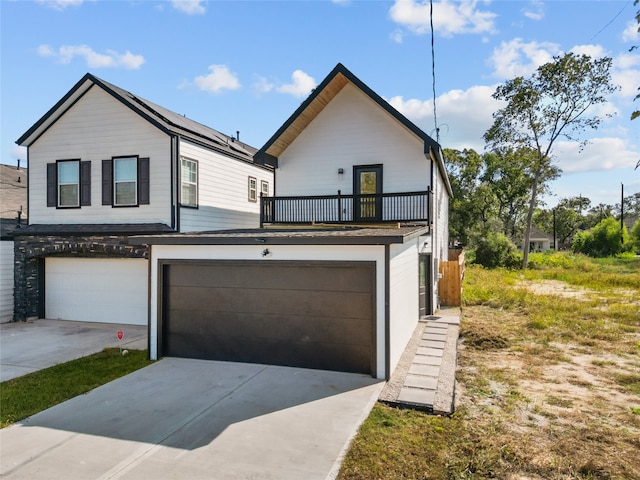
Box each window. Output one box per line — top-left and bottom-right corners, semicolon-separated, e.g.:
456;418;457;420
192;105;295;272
114;157;137;206
181;158;198;207
102;157;149;207
58;160;80;207
47;160;91;208
261;180;269;197
248;176;257;202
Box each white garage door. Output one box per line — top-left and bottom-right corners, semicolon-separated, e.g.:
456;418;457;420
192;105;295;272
46;258;147;325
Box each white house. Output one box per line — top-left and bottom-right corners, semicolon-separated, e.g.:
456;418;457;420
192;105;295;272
14;74;273;324
133;64;452;380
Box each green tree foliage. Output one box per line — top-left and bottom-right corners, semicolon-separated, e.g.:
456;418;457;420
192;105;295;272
631;220;640;254
445;148;542;246
572;217;632;257
473;231;520;268
444;148;496;246
485;53;618;268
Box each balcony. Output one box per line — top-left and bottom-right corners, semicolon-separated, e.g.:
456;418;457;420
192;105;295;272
260;189;431;227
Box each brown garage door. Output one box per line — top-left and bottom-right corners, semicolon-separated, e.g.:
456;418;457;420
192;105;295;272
160;260;376;375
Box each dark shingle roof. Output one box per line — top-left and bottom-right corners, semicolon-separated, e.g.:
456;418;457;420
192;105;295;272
12;223;174;237
130;224;428;246
16;74;263;167
0;163;28;239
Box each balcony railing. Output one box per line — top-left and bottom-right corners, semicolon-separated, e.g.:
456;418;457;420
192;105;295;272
260;189;431;226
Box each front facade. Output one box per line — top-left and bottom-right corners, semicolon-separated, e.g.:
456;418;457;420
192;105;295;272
137;64;452;380
14;74;273;323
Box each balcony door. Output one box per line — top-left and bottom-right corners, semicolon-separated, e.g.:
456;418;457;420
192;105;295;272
354;165;382;222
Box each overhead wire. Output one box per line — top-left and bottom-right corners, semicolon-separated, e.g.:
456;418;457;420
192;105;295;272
430;0;439;144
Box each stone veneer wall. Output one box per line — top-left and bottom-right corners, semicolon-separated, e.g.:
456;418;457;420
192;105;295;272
13;235;148;321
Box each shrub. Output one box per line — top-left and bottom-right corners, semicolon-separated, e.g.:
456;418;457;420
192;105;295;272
572;217;632;257
631;220;640;254
473;232;520;268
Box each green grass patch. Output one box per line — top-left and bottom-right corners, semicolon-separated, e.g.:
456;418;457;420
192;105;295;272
1;348;153;428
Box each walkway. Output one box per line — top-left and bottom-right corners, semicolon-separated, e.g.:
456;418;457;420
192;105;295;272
379;307;460;415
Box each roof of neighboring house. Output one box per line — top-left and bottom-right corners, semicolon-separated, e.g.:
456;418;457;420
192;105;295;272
130;225;428;246
0;163;28;239
16;74;265;168
12;223;174;237
528;226;553;241
253;63;453;197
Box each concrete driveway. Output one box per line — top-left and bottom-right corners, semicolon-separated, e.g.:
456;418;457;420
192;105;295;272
0;319;147;382
1;359;383;479
0;320;384;479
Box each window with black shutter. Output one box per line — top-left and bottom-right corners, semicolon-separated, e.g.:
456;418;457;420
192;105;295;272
47;159;90;208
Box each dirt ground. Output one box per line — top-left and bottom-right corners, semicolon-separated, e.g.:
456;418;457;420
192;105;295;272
455;279;640;479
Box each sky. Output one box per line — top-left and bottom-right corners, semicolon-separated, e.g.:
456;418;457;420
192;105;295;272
1;0;639;209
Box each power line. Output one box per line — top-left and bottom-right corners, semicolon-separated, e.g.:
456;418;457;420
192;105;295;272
588;0;631;42
430;0;439;144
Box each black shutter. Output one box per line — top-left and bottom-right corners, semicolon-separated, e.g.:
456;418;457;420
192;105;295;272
80;161;91;206
138;157;150;205
47;163;57;207
102;159;113;205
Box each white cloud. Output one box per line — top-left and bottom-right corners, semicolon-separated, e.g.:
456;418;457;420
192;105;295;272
388;84;502;151
12;145;27;162
389;0;497;39
554;138;639;173
331;0;351;5
252;75;275;94
36;0;84;10
621;20;639;43
569;44;607;59
522;0;544;21
194;64;240;93
489;38;561;79
611;52;640;99
276;70;316;98
171;0;206;15
37;44;144;69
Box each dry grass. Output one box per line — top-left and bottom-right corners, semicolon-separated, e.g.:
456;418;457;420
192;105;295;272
338;253;640;480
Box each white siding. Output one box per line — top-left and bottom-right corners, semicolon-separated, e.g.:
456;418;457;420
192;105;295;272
277;84;430;196
45;258;147;325
178;140;274;232
28;87;172;225
149;244;387;379
388;240;419;373
0;241;14;323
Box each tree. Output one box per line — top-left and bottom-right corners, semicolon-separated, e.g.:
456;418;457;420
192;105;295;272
444;148;497;245
572;217;631;257
482;148;545;238
631;220;640;254
484;52;618;268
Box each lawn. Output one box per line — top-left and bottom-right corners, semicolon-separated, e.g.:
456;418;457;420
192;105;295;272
1;348;153;428
338;252;640;479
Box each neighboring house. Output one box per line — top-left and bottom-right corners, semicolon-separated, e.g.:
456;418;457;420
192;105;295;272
521;226;554;252
0;163;28;323
14;74;274;324
132;64;453;380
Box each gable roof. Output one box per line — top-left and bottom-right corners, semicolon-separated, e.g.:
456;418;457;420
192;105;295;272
16;74;260;165
253;63;452;196
528;226;553;241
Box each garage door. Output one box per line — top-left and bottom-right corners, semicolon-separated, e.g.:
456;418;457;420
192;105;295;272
46;258;147;325
161;261;376;375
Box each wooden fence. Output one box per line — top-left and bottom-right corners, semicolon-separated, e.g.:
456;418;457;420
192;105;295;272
439;249;465;306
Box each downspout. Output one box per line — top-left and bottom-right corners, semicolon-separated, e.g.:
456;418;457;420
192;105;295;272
384;244;391;380
172;136;180;232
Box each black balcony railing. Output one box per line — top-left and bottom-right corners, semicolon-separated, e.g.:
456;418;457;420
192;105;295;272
260;189;431;226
